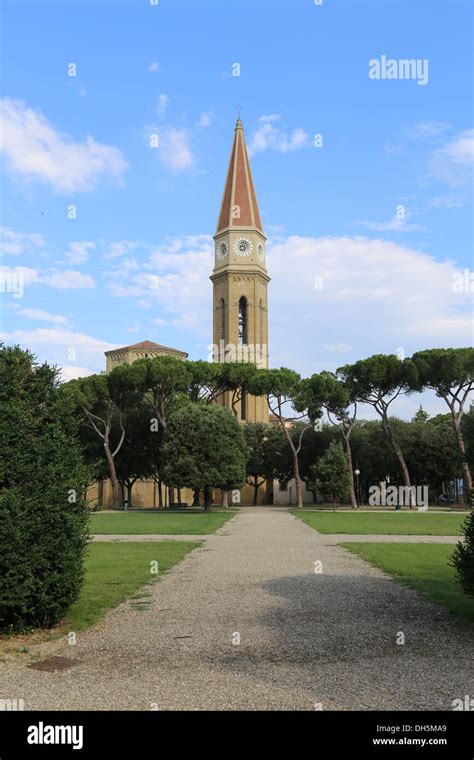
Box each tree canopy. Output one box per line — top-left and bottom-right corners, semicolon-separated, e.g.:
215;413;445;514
162;403;247;509
410;348;474;498
338;354;415;502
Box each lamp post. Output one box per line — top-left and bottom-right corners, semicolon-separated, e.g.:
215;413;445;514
354;469;361;510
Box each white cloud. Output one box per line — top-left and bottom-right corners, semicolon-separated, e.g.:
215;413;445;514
427;195;465;209
358;213;424;233
126;321;142;333
0;266;41;295
197;111;214;127
106;234;212;339
405;121;451;139
104;257;140;281
157;128;194;171
65;240;95;264
258;114;282;123
41;270;95;289
248;120;309;155
429;129;474;186
0;226;46;257
0;98;128;192
156;94;169;116
383;141;404;155
59;365;94;382
0;327;117;377
103;240;140;259
148;62;162;73
17;307;71;326
267;235;473;377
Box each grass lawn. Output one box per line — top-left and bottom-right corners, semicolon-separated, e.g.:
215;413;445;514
292;511;466;536
65;541;200;630
342;542;474;623
90;510;236;535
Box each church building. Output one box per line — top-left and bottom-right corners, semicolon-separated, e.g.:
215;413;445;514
211;116;270;425
92;118;311;507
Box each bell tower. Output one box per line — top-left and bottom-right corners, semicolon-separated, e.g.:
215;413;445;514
210;117;270;423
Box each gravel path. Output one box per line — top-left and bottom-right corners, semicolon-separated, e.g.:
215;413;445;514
1;508;472;711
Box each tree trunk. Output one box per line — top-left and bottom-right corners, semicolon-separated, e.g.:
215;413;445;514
281;424;303;508
343;434;357;509
192;488;200;507
221;490;229;508
126;481;133;509
293;455;303;508
168;486;175;508
104;443;122;508
177;487;182;505
204;485;213;511
158;478;163;508
252;476;265;505
127;480;136;509
382;413;413;507
451;411;473;502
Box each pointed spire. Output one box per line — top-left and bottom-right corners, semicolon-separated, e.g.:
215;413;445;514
216;118;263;235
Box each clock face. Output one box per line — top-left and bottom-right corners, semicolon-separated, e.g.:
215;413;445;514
216;241;228;261
233;237;253;257
257;243;265;261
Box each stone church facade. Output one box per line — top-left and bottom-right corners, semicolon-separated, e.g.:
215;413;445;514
104;340;188;373
90;118;285;508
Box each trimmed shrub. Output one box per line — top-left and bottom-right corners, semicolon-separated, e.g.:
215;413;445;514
452;511;474;598
0;345;89;632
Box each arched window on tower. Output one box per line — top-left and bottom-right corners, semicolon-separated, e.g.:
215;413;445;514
238;296;248;346
220;298;226;342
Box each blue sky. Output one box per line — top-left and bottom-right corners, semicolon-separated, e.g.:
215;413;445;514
1;0;473;417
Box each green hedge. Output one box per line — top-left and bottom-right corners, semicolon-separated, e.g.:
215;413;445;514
452;510;474;598
0;345;90;632
0;488;89;631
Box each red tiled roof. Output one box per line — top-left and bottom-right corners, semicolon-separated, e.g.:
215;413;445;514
105;340;188;356
216;118;264;234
